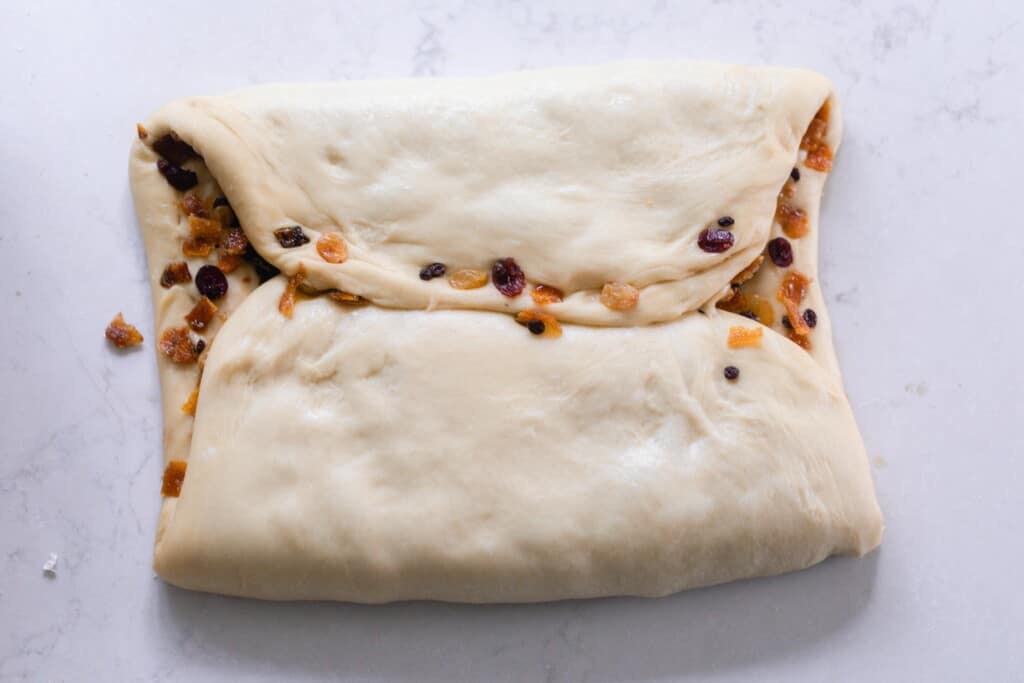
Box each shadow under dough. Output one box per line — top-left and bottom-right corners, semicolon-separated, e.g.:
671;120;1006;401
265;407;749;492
154;552;880;681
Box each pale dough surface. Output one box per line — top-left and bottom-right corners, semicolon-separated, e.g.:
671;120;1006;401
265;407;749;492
155;280;881;602
139;60;838;326
130;60;881;603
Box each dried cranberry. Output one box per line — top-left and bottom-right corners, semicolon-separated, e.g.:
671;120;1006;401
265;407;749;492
492;258;525;297
195;265;228;300
274;226;310;248
717;216;735;227
243;244;280;283
419;263;447;280
803;309;818;328
724;366;740;380
697;228;734;253
791;167;801;182
152;134;197;165
767;237;793;267
527;320;545;335
156;159;198;191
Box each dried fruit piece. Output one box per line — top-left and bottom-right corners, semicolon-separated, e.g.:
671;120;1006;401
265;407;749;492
156;159;198;191
217;253;243;274
161;461;187;497
181;386;199;416
790;167;800;182
803;308;818;328
185;296;218;331
787;329;813;350
419;262;446;280
717;216;735;227
600;281;639;311
724;366;740;380
317;233;349;264
531;284;564;305
698;228;735;253
279;265;307;319
179;192;207;218
801;102;834;172
492;258;526;297
218;227;249;256
182;237;214;258
160;262;191;288
188;215;222;241
727;326;764;349
776;201;809;239
515;309;563;338
776;271;812;336
105;313;143;348
195;265;228;300
327;290;367;305
274;226;310;248
720;292;777;327
767;237;794;267
243;244;280;283
152;133;197;166
211;198;236;227
158;327;201;364
731;255;763;287
447;268;489;290
136;123;148;140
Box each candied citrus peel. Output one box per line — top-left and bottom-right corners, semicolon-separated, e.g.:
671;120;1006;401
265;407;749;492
515;309;563;338
316;232;349;264
776;201;809;239
727;325;763;349
161;461;187;497
158;327;201;364
181;386;199;416
777;271;813;337
279;265;307;319
105;313;144;348
327;290;367;305
531;284;564;305
188;215;222;240
185;296;218;331
801;102;834;173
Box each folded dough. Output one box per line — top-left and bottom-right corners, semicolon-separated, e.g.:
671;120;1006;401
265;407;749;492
130;60;882;603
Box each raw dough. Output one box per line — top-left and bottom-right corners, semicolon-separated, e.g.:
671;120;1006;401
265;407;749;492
130;60;882;603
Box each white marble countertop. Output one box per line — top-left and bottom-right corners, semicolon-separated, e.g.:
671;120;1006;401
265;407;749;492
2;1;1022;680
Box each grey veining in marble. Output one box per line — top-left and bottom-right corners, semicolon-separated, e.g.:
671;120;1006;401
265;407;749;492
2;0;1022;680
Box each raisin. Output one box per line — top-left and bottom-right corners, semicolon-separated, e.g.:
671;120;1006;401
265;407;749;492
274;226;309;248
195;265;228;300
803;308;818;328
152;133;197;165
156;159;198;191
724;366;740;380
213;197;229;208
528;320;545;335
791;167;801;182
447;269;489;290
492;258;525;297
419;262;446;280
698;228;734;253
782;315;792;329
717;216;735;227
160;262;191;288
243;244;280;283
531;284;564;305
767;237;793;267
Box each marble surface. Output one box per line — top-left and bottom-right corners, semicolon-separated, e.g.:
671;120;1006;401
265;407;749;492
2;1;1022;680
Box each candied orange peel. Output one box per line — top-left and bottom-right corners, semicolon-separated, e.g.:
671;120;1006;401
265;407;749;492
279;265;307;319
727;326;764;349
105;313;144;348
515;309;563;338
185;296;218;331
161;461;187;497
181;386;199;416
327;290;367;305
801;102;834;173
316;232;349;264
158;327;201;364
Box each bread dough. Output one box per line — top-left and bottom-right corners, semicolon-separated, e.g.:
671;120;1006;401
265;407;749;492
130;60;882;603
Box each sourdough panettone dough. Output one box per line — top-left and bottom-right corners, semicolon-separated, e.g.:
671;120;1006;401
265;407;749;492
130;60;882;603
